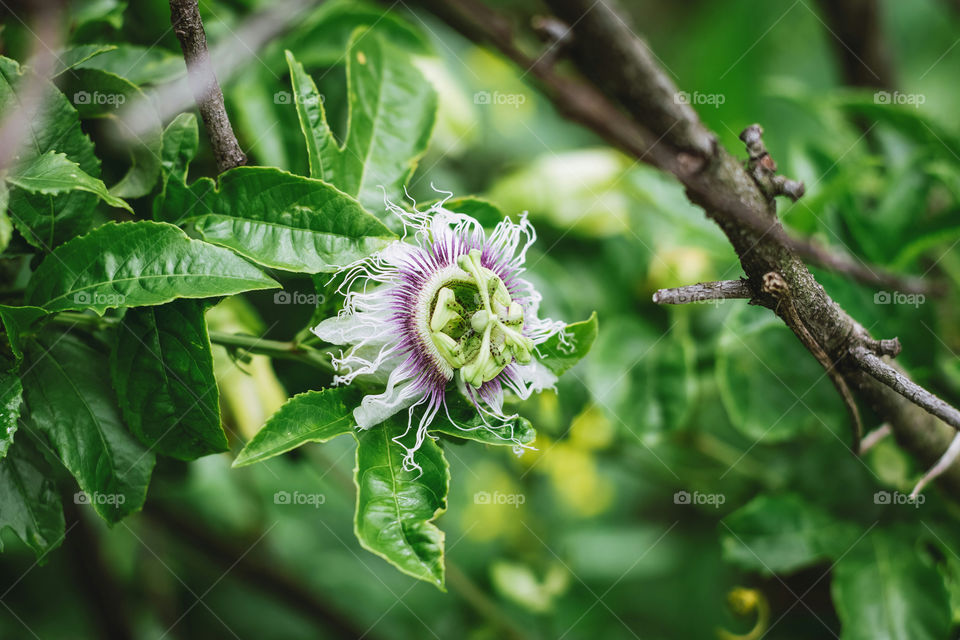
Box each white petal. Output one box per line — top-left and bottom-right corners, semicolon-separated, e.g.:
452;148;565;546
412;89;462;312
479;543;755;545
353;367;422;429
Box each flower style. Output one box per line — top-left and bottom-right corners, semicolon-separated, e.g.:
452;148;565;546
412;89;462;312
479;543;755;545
313;194;567;470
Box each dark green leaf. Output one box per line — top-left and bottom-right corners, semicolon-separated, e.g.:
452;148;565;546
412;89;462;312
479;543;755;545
0;438;65;557
160;167;395;273
721;494;858;575
832;529;951;640
233;387;359;467
354;421;448;588
26;221;279;313
716;307;845;442
1;55;100;248
0;304;49;361
111;300;226;461
21;333;155;522
6;150;133;212
538;312;599;376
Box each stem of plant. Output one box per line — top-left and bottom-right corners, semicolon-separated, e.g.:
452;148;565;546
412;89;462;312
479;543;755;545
51;311;336;371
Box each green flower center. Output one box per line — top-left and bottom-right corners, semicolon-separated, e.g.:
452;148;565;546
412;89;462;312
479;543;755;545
428;249;533;387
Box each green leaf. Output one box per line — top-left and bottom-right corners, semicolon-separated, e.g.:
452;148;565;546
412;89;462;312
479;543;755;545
160;166;395;273
26;221;279;314
0;368;22;459
0;437;65;557
721;494;858;575
111;300;226;461
0;304;49;361
440;197;505;228
0;181;10;255
832;529;951;640
716;306;845;442
6;150;133;212
159;113;198;183
538;312;599;376
21;333;155;522
285;30;436;212
74;44;185;85
59;67;162;199
0;55;101;248
430;393;535;446
354;421;448;588
233;387;358;467
52;44;117;77
274;0;431;69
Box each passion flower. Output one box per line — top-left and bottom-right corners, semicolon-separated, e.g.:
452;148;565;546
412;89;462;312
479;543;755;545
313;194;566;471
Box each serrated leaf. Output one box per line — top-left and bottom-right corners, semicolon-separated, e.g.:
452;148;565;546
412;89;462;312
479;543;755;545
233;387;358;467
354;421;448;588
21;333;155;522
159;166;395;273
111;300;226;461
0;55;100;248
0;437;65;557
538;312;598;376
285;30;436;212
26;221;279;314
60;67;162;199
832;528;951;640
721;494;858;575
430;393;535;446
0;368;22;459
6;150;133;212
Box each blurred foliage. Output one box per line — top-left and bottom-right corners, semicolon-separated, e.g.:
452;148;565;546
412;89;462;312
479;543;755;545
2;0;960;638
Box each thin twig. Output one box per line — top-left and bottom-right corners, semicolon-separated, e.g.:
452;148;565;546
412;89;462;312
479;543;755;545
911;432;960;498
850;346;960;432
859;423;891;454
652;280;752;305
169;0;247;172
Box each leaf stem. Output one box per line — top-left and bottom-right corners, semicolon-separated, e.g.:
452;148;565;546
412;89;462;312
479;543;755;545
50;311;336;371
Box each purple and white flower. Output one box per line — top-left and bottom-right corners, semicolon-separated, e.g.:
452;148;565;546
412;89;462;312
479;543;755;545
313;194;567;470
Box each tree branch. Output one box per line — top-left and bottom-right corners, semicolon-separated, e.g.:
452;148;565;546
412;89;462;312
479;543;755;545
849;345;960;432
652;279;752;305
169;0;246;172
813;0;895;89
